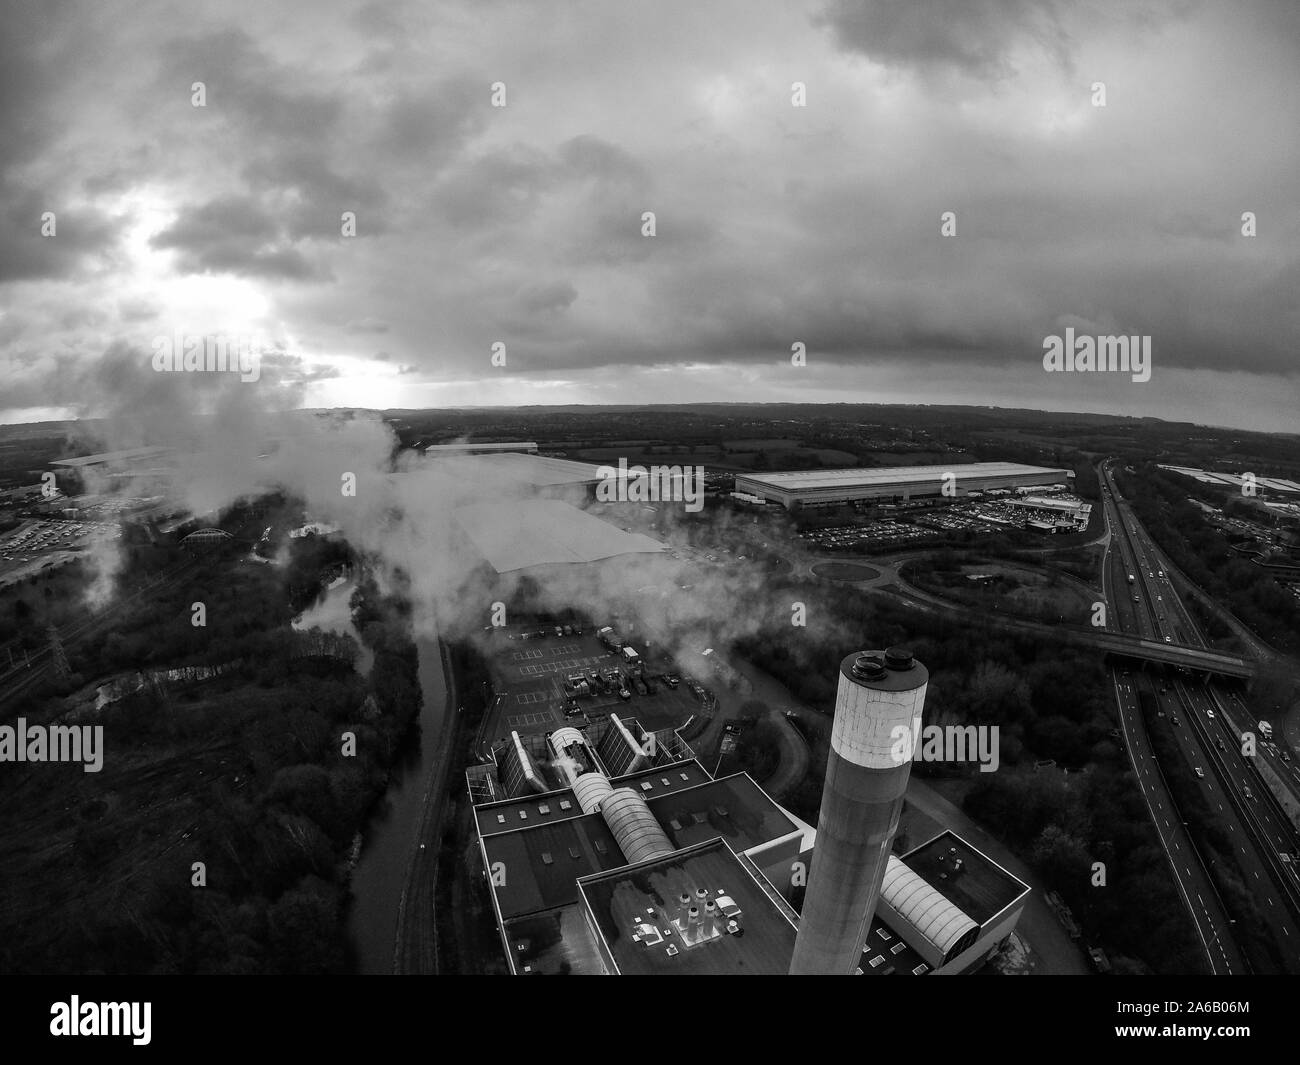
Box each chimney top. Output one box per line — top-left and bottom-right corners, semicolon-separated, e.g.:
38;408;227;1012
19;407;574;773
851;654;887;680
884;647;914;670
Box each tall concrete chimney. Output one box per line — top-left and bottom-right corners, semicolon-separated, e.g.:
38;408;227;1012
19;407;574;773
789;648;928;975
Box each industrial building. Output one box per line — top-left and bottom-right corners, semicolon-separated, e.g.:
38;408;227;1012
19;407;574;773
453;498;666;573
49;445;173;470
466;647;1029;975
424;441;539;456
1004;495;1091;532
1157;465;1300;495
734;462;1073;510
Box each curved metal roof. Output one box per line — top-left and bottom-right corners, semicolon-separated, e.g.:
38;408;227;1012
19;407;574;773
880;856;978;957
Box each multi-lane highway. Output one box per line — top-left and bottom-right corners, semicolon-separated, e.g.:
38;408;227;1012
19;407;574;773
1101;462;1300;972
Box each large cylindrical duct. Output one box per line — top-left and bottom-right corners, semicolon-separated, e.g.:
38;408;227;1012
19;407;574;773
599;787;675;865
789;647;928;975
572;772;615;814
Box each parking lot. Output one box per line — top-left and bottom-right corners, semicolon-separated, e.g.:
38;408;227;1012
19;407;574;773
0;518;119;585
479;622;704;748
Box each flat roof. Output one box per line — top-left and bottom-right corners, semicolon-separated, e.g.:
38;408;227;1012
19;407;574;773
902;830;1030;926
737;462;1072;492
50;446;172;468
503;908;607;975
577;839;797;974
474;758;712;837
425;441;538;453
1006;497;1087;512
481;814;626;920
1157;465;1300;494
454;498;666;572
860;914;932;975
648;773;798;853
460;452;606;488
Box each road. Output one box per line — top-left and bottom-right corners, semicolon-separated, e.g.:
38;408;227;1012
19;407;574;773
1101;463;1300;971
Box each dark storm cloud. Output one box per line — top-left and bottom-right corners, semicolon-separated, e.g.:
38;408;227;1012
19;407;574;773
0;191;121;283
345;318;389;334
150;195;332;281
2;0;1298;431
516;280;579;315
816;0;1070;79
0;3;121;281
379;81;488;166
156;28;343;144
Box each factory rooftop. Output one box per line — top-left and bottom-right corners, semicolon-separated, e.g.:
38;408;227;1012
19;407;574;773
901;830;1030;926
454;452;606;488
478;768;800;924
453;498;665;572
50;445;172;468
475;759;714;838
576;839;799;975
1157;465;1300;494
424;441;538;455
739;462;1069;491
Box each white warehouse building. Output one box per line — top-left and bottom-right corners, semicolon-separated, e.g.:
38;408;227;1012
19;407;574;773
734;462;1074;510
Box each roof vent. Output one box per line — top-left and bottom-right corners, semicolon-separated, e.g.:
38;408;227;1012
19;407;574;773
884;647;914;670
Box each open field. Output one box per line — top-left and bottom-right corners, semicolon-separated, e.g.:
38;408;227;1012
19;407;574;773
810;561;882;582
903;558;1098;624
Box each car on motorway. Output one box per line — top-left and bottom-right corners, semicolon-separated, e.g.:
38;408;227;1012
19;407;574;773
1206;709;1215;719
1194;767;1205;779
1216;738;1226;751
1171;715;1181;725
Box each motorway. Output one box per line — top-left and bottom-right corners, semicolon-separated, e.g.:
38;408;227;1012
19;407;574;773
1101;463;1300;972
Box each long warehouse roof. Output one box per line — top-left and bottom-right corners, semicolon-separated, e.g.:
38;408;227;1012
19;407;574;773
737;462;1070;491
454;498;665;572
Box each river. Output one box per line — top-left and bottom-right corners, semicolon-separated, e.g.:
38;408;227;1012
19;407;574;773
292;577;450;973
344;631;447;974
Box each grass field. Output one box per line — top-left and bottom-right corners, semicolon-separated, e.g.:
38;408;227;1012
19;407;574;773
810;561;882;582
905;558;1097;624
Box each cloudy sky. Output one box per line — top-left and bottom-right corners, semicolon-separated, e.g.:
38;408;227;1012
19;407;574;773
2;0;1298;431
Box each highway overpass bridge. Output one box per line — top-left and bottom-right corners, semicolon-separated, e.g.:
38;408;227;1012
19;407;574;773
1086;633;1255;678
883;582;1257;678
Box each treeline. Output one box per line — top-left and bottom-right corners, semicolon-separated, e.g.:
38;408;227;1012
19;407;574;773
1;537;423;974
963;766;1206;974
1117;465;1300;653
732;578;1204;974
735;580;1116;772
